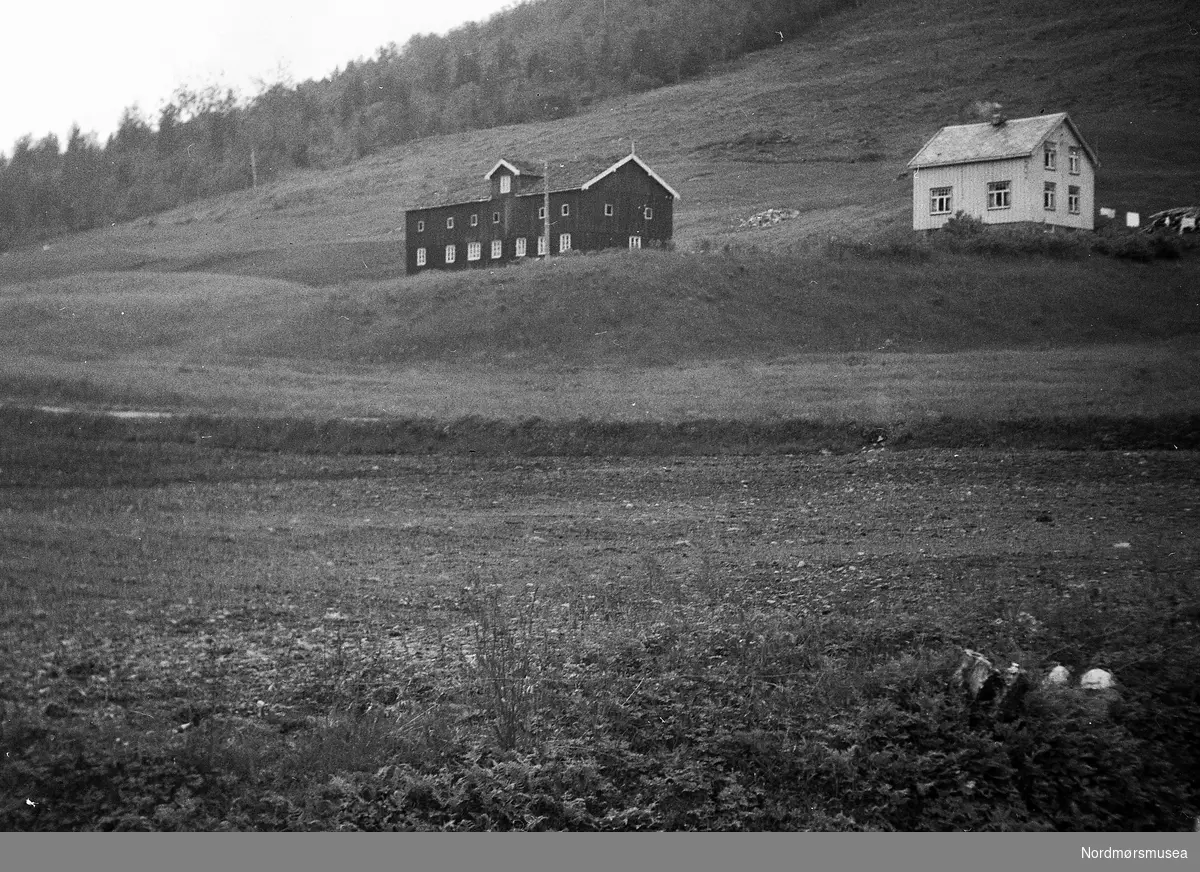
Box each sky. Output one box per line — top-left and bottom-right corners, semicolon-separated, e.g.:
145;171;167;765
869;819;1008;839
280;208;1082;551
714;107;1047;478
1;0;516;158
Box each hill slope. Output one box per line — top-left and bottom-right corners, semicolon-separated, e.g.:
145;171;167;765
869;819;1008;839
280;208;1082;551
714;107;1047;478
2;0;1196;286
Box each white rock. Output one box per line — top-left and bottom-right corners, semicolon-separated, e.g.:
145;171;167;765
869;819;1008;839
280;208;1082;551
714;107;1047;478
1080;668;1114;690
1045;665;1071;686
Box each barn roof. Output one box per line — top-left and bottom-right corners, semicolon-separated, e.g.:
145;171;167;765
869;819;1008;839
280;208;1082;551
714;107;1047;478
491;152;680;199
907;113;1098;170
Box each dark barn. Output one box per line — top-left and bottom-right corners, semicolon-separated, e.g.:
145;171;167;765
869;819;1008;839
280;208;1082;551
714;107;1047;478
404;151;680;274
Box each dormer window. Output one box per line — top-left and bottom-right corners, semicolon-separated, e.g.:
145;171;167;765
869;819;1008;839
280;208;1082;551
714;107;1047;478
499;175;511;194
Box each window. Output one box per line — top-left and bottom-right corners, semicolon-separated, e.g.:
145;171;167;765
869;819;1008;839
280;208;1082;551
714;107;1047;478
491;239;503;259
1043;182;1056;211
1068;185;1081;215
417;220;425;233
515;237;527;257
537;236;547;256
604;203;614;216
416;247;426;266
559;233;571;253
930;187;953;216
538;206;546;219
644;206;654;220
470;214;478;227
499;175;511;194
445;244;456;264
493;211;501;224
987;181;1011;210
629;235;642;249
467;242;481;261
1068;147;1081;175
561;203;570;217
446;216;454;229
1044;142;1057;171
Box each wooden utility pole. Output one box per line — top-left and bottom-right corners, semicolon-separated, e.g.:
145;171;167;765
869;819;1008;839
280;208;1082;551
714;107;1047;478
251;148;258;190
543;160;551;259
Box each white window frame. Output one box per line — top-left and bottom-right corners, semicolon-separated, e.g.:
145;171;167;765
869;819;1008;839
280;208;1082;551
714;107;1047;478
1044;143;1057;171
1068;147;1081;175
467;241;482;261
987;181;1011;210
561;203;570;217
537;235;547;256
558;233;571;253
516;237;527;257
499;175;511;194
930;187;952;216
629;235;642;249
1067;185;1081;215
417;220;425;233
493;211;501;224
644;206;653;220
538;206;546;219
1043;182;1056;212
604;203;614;216
470;213;478;227
491;239;503;259
446;216;455;229
445;244;456;264
416;247;426;266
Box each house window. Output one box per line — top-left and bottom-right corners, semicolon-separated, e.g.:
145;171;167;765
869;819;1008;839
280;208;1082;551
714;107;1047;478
561;203;570;217
1044;182;1056;211
470;214;478;227
446;217;455;229
559;233;571;253
491;239;503;259
1068;185;1081;215
417;220;425;233
493;211;501;224
629;235;642;249
1044;143;1057;171
537;236;547;256
416;247;426;266
516;237;527;257
1068;148;1081;175
644;206;654;220
929;187;953;216
467;242;481;261
538;206;546;219
499;175;511;194
445;244;456;264
604;203;614;216
987;181;1011;210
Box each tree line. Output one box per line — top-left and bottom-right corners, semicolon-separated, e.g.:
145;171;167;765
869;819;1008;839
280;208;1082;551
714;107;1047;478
0;0;862;250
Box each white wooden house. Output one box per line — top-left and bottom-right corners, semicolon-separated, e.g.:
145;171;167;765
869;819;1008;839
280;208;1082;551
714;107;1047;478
907;113;1098;231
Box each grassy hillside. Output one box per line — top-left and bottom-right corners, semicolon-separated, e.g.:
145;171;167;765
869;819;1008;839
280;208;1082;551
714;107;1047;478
1;0;1195;286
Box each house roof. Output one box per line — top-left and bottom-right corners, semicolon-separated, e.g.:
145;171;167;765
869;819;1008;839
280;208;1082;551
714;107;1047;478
907;113;1099;170
485;158;544;179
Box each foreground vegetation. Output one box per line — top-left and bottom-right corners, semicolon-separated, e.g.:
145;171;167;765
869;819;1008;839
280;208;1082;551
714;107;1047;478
1;414;1197;830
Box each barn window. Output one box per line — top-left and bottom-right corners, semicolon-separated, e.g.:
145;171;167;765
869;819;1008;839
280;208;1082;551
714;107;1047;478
1044;143;1057;171
644;206;654;220
491;239;503;259
417;220;425;233
537;236;547;256
538;206;546;219
499;175;511;194
1043;182;1057;211
1068;148;1081;175
493;211;501;224
516;237;527;257
559;233;571;252
416;247;426;266
470;214;478;227
467;242;482;261
1068;185;1081;215
561;203;570;217
445;244;456;264
604;203;614;216
929;187;952;215
987;181;1011;210
446;217;455;229
629;235;642;249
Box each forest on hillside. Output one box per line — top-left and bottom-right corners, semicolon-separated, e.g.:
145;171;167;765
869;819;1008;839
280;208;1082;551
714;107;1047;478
0;0;861;250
